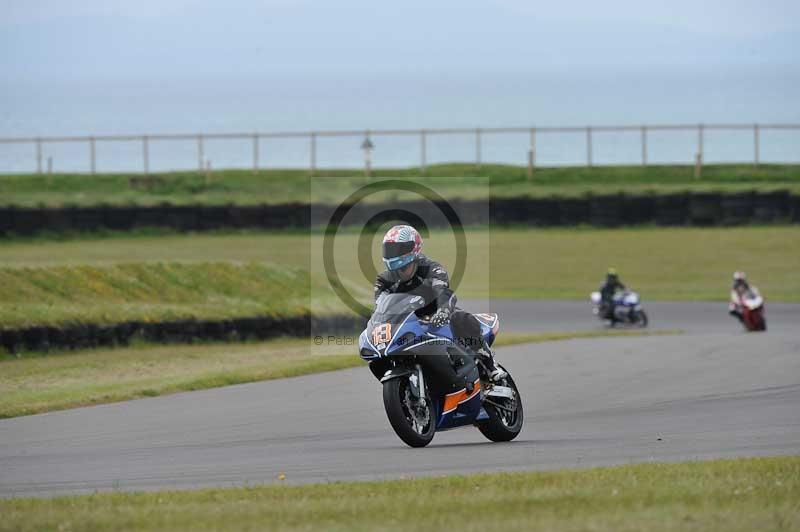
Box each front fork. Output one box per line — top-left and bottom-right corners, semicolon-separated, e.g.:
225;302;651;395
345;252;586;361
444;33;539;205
408;364;426;401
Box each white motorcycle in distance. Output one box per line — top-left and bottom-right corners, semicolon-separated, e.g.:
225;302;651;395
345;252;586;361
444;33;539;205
591;290;649;328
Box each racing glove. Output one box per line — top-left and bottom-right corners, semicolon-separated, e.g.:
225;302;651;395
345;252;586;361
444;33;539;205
430;306;451;327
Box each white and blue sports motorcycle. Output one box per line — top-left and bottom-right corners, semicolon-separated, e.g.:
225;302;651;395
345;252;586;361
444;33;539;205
591;289;649;327
359;293;523;448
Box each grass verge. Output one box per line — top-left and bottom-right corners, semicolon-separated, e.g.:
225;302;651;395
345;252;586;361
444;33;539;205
2;226;797;302
0;339;352;418
0;262;352;328
1;163;798;206
0;329;673;418
1;456;797;531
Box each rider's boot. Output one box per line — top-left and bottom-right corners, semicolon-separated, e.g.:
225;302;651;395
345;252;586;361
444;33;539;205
476;343;507;383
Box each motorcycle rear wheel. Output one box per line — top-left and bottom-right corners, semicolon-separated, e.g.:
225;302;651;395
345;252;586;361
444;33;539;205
382;377;436;448
477;370;524;442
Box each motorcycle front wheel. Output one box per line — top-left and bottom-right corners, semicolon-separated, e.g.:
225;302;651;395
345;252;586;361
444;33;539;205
636;310;649;328
477;369;524;442
382;377;436;448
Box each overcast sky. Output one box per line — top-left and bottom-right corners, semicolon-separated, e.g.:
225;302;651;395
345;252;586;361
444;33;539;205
2;0;798;83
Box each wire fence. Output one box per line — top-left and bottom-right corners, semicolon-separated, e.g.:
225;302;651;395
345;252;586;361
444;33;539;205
1;123;798;176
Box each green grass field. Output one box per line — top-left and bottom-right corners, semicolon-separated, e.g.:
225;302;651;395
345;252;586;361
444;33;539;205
1;228;797;328
0;330;675;418
1;456;796;532
1;163;798;206
0;262;351;328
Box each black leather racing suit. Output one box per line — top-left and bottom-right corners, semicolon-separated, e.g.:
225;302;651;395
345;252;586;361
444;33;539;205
373;254;484;353
599;278;626;319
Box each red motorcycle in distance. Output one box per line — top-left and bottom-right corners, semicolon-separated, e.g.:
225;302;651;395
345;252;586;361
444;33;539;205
729;290;766;332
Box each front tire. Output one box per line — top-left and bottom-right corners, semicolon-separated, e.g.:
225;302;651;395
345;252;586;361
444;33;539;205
753;310;767;331
477;369;524;442
382;377;436;448
636;310;649;328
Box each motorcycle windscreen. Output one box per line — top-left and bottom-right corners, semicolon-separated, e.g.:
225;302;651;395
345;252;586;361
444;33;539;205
474;312;499;347
368;293;427;353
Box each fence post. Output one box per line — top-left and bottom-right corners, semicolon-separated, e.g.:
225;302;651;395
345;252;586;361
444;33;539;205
142;135;149;176
47;156;53;184
527;149;534;180
475;127;481;171
36;138;42;174
586;126;593;167
197;134;204;172
753;123;760;167
640;126;647;166
695;124;703;178
420;130;427;175
89;136;96;175
252;134;259;174
364;146;371;178
310;132;317;176
527;127;536;180
697;123;704;161
694;153;702;179
205;159;212;185
361;131;374;179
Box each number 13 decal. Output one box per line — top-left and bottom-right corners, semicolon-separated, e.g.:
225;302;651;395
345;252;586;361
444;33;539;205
372;323;392;345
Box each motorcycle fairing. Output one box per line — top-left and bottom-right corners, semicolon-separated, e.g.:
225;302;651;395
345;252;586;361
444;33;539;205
612;291;639;307
358;330;380;360
393;326;486;430
358;311;418;360
474;312;499;347
611;290;643;315
435;378;485;430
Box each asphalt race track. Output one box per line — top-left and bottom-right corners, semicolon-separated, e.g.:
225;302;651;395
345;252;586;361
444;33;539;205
1;301;798;497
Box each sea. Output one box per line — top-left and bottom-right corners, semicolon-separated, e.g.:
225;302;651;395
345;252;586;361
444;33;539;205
1;66;798;174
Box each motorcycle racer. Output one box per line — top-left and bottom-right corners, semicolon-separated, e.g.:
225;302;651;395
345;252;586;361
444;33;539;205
729;271;763;326
374;224;507;382
599;268;626;320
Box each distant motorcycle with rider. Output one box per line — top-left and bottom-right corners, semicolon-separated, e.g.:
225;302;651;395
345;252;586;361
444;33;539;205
728;271;766;332
590;268;648;328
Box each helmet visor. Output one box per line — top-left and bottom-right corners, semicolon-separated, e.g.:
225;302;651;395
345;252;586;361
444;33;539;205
383;252;415;271
383;240;415;260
